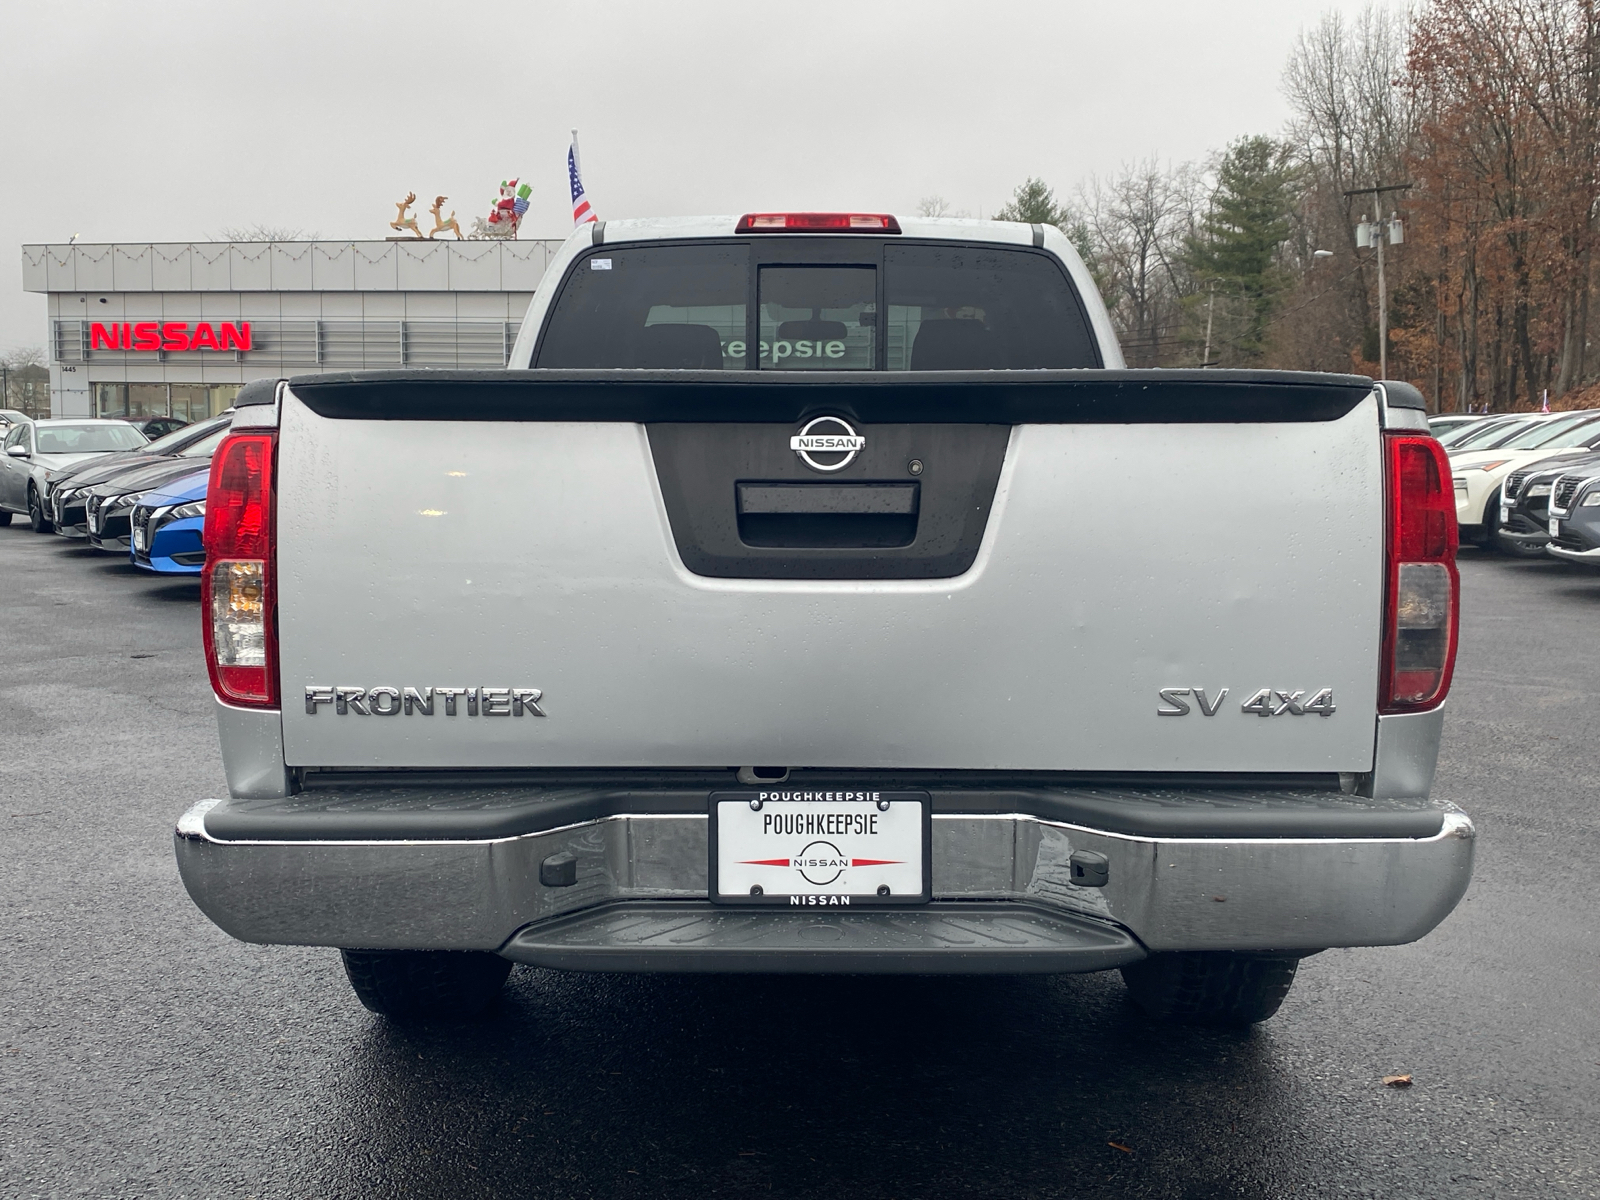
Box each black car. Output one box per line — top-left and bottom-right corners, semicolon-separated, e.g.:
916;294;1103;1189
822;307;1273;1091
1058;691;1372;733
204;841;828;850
1500;453;1600;556
81;429;230;552
50;414;230;538
134;416;190;440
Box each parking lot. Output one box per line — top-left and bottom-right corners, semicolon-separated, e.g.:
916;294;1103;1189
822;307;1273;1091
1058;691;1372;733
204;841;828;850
1;528;1596;1200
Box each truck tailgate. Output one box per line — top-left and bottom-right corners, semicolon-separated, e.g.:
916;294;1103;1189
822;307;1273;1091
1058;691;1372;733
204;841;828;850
274;373;1382;773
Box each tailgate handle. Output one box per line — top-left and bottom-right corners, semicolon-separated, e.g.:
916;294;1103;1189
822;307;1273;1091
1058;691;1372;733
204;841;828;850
735;482;920;549
736;483;919;516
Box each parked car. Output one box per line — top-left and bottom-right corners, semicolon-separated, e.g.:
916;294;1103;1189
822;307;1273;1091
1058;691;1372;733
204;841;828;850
0;409;30;434
1499;452;1600;556
84;435;230;553
175;215;1471;1028
0;418;147;531
1428;414;1483;436
1437;413;1532;449
51;414;232;537
135;416;190;440
1450;411;1600;544
130;468;208;574
1546;469;1600;564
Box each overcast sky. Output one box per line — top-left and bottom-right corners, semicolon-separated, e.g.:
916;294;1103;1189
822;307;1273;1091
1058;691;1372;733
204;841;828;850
0;0;1390;353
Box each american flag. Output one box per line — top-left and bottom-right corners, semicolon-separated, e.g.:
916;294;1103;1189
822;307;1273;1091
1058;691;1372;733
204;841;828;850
568;141;596;226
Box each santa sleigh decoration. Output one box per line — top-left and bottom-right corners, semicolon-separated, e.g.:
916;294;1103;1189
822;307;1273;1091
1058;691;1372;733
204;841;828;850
470;180;533;240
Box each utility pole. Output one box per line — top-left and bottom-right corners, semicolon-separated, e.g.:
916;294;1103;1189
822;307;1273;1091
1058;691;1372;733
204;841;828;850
1345;183;1411;381
1202;281;1216;367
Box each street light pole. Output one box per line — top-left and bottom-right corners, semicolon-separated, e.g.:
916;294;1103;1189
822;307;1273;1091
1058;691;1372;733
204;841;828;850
1344;182;1411;381
1376;224;1388;380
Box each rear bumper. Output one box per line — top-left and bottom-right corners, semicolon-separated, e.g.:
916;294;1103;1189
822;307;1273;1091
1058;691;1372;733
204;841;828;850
175;793;1475;969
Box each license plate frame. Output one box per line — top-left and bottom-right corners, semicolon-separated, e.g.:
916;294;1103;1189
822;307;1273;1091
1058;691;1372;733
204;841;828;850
708;789;932;907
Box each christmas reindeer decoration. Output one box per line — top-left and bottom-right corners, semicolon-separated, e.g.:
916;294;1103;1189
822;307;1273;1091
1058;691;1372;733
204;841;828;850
389;192;424;239
428;196;463;240
388;179;531;240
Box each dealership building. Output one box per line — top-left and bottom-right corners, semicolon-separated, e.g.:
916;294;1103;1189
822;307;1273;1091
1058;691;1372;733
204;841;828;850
21;238;566;419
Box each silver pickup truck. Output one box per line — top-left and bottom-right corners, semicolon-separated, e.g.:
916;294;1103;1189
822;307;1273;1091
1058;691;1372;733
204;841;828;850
175;213;1472;1026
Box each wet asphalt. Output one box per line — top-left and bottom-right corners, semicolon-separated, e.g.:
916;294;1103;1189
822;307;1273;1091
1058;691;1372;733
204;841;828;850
0;527;1596;1200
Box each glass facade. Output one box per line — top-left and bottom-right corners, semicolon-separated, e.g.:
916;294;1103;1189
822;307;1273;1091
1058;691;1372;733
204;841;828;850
96;382;240;421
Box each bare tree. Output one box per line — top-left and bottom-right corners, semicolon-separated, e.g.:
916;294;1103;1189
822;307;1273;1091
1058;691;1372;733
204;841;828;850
1079;160;1200;365
214;224;321;242
1278;5;1419;375
2;346;50;417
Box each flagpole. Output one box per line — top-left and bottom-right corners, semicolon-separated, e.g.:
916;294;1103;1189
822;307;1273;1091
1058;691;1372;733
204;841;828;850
571;129;581;179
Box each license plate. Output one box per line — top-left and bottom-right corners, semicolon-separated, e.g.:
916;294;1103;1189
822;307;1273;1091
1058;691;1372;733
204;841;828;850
710;790;930;906
1550;518;1561;537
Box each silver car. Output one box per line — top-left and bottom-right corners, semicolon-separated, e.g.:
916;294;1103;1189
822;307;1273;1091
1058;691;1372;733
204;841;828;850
0;418;148;532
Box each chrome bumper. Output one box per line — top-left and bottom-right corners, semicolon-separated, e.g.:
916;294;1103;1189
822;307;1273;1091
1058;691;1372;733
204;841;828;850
175;802;1475;968
1547;543;1600;563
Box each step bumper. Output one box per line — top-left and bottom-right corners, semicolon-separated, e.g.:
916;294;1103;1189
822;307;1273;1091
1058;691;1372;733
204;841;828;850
175;800;1475;965
500;901;1144;974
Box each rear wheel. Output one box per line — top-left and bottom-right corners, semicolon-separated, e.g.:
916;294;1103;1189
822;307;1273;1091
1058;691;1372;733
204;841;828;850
1121;951;1300;1026
27;487;52;534
339;949;512;1020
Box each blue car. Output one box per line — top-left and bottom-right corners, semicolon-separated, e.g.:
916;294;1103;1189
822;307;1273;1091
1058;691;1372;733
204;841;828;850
130;467;208;574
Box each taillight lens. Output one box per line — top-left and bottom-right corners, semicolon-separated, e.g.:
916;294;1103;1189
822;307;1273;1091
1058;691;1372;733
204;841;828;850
1381;434;1459;711
735;213;902;234
202;432;278;707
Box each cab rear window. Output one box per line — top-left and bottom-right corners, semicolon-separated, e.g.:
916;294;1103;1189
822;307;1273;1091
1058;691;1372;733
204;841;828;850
534;240;1100;370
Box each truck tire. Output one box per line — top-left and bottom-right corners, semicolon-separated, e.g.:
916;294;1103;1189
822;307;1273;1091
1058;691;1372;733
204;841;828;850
27;487;52;534
1120;951;1299;1026
339;949;512;1020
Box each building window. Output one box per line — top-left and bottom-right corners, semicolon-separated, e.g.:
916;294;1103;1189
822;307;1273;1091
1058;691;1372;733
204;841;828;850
95;383;128;417
209;385;240;416
171;385;208;422
128;384;169;419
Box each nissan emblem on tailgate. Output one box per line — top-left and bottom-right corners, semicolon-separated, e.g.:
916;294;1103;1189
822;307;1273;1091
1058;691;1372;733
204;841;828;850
790;416;865;472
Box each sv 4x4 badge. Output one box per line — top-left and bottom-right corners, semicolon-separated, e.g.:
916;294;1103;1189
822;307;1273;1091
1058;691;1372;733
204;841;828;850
1157;687;1336;717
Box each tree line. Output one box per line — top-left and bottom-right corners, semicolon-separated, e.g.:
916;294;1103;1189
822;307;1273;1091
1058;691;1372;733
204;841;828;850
953;1;1600;413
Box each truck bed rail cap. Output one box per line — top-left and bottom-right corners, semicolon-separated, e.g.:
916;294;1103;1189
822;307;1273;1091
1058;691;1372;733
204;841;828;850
282;368;1377;425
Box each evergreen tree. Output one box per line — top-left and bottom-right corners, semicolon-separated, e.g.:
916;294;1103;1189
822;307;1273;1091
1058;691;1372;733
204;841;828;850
1186;137;1298;358
995;178;1070;226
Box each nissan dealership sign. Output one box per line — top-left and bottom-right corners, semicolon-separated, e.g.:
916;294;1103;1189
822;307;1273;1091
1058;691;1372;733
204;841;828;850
89;321;253;352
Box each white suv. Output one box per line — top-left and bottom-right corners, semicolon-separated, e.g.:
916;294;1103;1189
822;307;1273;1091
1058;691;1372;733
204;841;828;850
1451;411;1600;543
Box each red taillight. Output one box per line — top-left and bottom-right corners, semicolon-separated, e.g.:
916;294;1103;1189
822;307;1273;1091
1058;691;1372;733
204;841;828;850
201;432;278;708
735;212;902;234
1380;433;1459;712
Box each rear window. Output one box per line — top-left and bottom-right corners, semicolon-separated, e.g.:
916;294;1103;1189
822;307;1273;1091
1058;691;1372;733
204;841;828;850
179;427;231;457
884;243;1099;369
534;240;1099;370
36;424;147;453
536;244;748;370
